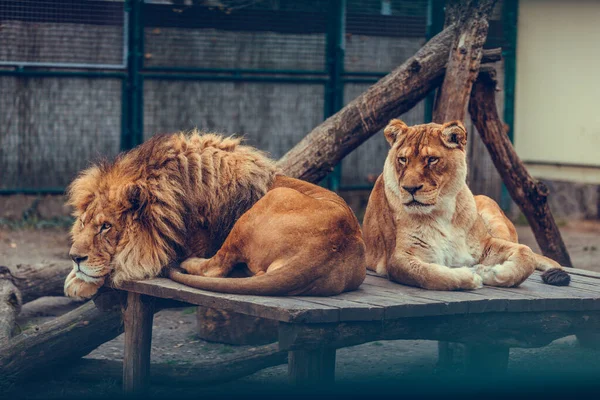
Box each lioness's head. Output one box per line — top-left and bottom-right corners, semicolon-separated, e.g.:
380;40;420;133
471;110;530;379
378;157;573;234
382;119;468;213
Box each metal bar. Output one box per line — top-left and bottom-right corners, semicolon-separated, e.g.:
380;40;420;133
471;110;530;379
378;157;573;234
0;188;66;195
500;0;519;211
142;67;328;75
521;160;600;170
0;70;127;79
123;0;144;150
424;0;445;123
323;0;346;192
0;61;126;70
141;73;329;84
342;71;387;78
342;78;379;84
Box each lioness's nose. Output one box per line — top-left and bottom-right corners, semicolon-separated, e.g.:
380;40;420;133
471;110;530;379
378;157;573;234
402;185;423;195
70;253;88;265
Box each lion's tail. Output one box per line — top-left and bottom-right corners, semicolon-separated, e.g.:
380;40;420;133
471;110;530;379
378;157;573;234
167;266;319;296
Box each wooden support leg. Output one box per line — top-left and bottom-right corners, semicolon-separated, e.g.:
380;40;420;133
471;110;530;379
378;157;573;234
288;348;336;387
438;342;509;377
123;292;155;395
465;344;509;376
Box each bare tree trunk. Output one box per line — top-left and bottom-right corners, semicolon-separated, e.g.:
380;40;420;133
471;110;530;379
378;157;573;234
3;263;71;303
67;343;286;387
468;68;572;267
0;273;21;343
0;291;124;386
432;0;497;122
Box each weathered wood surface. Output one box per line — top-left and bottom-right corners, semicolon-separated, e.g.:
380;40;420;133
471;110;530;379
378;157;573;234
288;348;336;387
66;343;287;386
1;263;72;303
432;0;497;123
122;293;155;395
0;270;22;343
278;310;600;351
0;291;124;385
119;270;600;325
468;68;573;267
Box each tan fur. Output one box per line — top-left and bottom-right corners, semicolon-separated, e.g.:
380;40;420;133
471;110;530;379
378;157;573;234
363;120;569;291
64;131;366;299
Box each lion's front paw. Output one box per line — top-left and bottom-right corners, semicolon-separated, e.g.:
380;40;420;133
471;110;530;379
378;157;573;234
454;267;483;290
180;257;211;275
64;269;104;300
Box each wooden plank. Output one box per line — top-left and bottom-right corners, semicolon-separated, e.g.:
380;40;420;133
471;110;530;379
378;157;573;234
568;268;600;279
335;285;453;319
122;293;154;395
120;279;340;324
288;296;385;321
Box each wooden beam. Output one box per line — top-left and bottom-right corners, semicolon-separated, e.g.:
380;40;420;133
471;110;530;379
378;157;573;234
432;0;498;122
278;311;600;352
288;349;336;387
0;291;124;388
468;68;573;267
67;343;287;386
122;292;155;395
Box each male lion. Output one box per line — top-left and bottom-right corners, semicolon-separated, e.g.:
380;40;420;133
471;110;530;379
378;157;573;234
362;119;570;291
64;131;366;299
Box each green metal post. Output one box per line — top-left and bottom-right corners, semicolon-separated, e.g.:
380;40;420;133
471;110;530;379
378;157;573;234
500;0;519;211
123;0;144;151
424;0;445;123
324;0;345;191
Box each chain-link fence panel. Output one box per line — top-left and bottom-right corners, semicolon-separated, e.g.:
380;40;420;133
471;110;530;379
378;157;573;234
0;76;122;190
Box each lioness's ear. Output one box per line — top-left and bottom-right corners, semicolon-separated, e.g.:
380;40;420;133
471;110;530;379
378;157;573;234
384;119;408;146
440;120;467;149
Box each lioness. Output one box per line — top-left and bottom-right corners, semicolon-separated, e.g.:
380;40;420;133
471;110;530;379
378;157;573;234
363;119;570;290
64;131;366;299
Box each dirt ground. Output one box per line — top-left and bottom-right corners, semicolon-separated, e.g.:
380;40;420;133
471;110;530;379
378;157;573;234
1;221;600;399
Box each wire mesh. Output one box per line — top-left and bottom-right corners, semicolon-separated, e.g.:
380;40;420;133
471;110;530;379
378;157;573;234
143;80;324;160
344;0;427;73
0;76;122;190
142;0;328;70
0;0;126;68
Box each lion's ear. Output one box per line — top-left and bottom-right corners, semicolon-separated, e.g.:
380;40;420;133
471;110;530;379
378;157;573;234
384;119;408;146
440;120;467;149
123;182;150;214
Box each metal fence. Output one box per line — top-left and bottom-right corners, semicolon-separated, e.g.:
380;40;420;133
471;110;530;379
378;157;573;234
0;0;512;194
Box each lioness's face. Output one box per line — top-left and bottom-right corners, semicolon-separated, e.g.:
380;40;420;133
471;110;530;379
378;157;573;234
383;119;467;213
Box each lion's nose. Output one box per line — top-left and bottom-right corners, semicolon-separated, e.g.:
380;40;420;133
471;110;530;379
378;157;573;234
402;185;423;195
70;253;88;265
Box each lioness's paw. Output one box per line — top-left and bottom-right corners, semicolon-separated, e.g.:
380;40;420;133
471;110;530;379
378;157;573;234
455;267;483;290
64;269;103;300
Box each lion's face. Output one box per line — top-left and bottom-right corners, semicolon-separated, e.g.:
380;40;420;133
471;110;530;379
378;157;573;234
63;165;174;299
69;209;120;284
382;119;467;214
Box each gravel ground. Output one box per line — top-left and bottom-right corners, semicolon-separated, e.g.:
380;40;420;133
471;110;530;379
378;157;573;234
2;221;600;399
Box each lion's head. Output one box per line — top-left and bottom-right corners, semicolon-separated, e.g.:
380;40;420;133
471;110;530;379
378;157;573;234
382;119;468;214
64;132;277;299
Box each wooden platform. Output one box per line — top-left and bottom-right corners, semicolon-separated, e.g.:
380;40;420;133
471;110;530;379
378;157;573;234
117;268;600;393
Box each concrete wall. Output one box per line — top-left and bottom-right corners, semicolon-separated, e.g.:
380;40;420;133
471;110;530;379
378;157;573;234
515;0;600;183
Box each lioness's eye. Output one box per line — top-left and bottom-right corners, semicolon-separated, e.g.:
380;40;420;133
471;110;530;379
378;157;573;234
427;157;439;165
398;157;407;164
100;223;112;232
